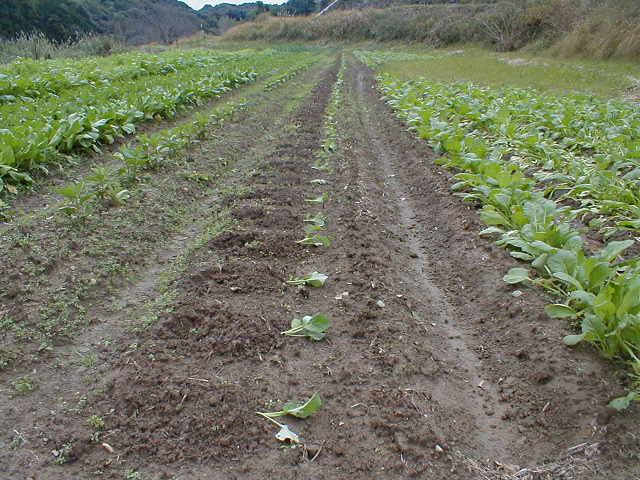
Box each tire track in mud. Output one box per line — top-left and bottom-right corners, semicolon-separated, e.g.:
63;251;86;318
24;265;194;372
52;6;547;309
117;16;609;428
341;57;640;478
346;61;521;461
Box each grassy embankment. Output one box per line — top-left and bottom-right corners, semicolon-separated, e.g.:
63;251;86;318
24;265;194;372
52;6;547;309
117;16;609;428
224;0;640;62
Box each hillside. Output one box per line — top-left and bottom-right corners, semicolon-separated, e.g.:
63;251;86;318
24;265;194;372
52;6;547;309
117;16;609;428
225;0;640;60
199;2;273;34
0;0;203;44
0;0;329;44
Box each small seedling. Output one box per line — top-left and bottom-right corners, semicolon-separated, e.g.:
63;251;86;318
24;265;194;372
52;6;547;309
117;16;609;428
56;182;94;217
11;375;35;395
282;314;331;340
115;146;148;183
306;193;328;206
304;213;328;228
286;272;328;287
311;161;331;172
88;414;105;430
106;188;131;205
86;166;129;205
305;224;324;234
53;443;73;465
124;470;142;480
296;234;332;247
256;393;322;444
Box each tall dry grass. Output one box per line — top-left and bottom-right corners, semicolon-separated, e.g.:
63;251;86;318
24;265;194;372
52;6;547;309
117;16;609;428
0;32;126;64
552;7;640;60
226;5;491;46
224;1;640;60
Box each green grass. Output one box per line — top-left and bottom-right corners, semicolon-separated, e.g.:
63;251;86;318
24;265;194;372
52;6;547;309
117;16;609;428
379;45;640;98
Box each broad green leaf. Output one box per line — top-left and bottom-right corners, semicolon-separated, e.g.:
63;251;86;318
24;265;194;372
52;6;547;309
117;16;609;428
282;314;331;340
282;393;322;419
597;240;634;262
479;226;504;236
552;272;583;291
510;251;534;261
259;393;322;422
306;194;328;205
563;334;585;345
296;234;332;247
305;224;324;234
286;272;328;287
503;268;530;284
545;304;577;319
304;213;328;227
0;143;15;166
567;290;596;307
305;314;331;333
608;391;638;411
480;208;508;226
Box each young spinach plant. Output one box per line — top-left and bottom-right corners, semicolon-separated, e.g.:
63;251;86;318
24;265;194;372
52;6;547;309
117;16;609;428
286;272;328;287
256;393;322;444
296;234;332;247
282;314;331;340
56;182;94;218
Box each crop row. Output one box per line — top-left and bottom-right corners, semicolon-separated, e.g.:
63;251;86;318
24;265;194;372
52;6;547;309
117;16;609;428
357;51;640;238
263;58;317;91
38;55;328;219
0;49;248;104
356;51;639;409
54;101;243;219
0;50;321;196
0;69;254;193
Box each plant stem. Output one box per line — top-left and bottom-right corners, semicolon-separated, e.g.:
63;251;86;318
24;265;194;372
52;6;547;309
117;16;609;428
256;412;284;426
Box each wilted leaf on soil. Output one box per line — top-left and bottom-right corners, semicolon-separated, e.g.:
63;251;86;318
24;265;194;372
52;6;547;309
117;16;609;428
286;272;328;287
275;424;300;444
296;234;332;247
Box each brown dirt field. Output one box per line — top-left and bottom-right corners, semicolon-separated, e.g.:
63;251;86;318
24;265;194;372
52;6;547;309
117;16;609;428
0;52;638;480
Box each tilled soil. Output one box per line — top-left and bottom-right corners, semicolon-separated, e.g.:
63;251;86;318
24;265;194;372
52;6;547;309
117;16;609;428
1;54;639;479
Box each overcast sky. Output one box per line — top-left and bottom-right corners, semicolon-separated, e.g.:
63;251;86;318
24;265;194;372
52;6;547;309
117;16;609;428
183;0;286;9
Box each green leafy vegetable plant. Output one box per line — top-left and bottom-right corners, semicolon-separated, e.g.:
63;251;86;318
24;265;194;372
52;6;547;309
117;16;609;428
281;314;331;340
286;272;328;287
296;234;332;247
256;393;322;444
56;182;93;217
86;166;130;206
304;213;328;228
609;391;638;411
306;193;328;206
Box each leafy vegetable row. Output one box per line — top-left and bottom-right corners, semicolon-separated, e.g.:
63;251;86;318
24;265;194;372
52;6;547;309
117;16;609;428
257;59;346;445
356;51;640;238
0;50;247;105
0;69;254;194
263;58;317;91
0;50;320;196
54;100;244;219
361;55;639;409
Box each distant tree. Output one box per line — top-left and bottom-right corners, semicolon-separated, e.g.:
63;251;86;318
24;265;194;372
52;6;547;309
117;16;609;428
283;0;317;15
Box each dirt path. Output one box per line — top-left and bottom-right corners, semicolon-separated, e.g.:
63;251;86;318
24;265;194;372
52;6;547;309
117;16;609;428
338;57;640;478
1;53;639;479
